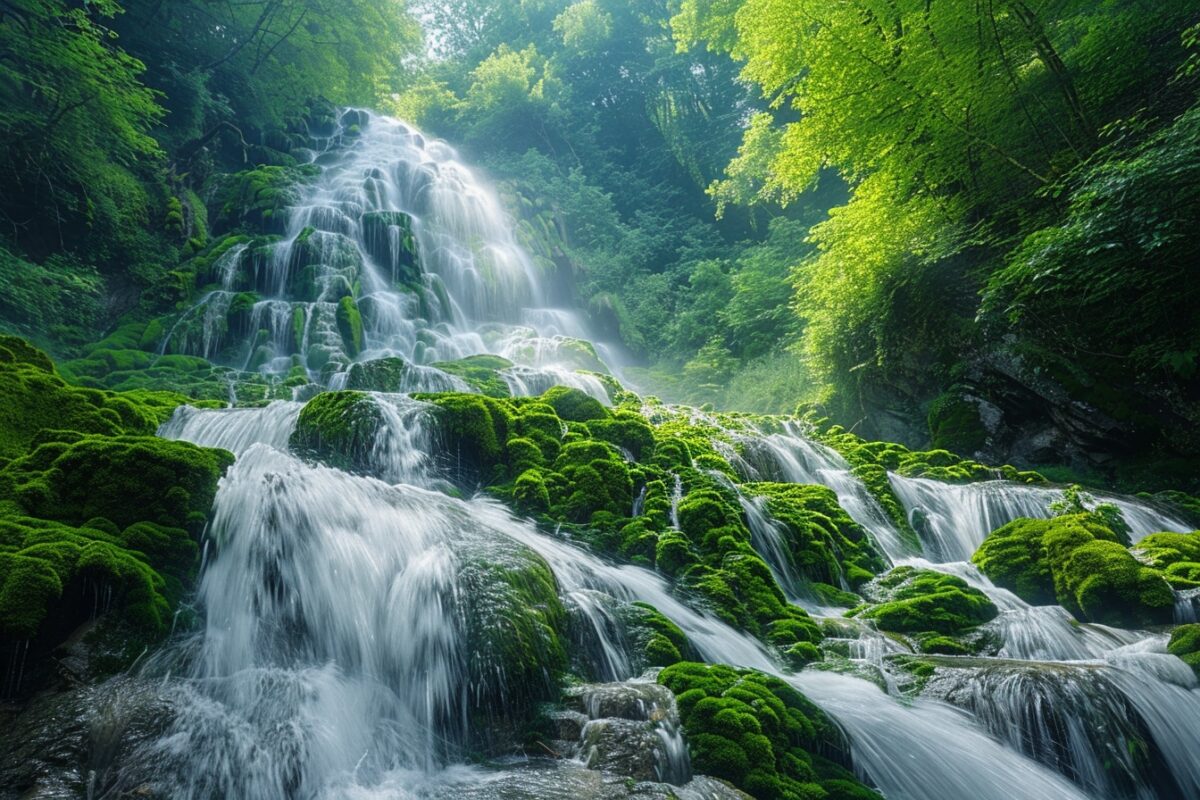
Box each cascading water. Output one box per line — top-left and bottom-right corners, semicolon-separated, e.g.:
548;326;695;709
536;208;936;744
87;111;1200;800
890;475;1192;561
733;420;913;561
159;109;621;402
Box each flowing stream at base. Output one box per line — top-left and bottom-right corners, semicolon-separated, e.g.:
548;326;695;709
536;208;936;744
106;111;1200;799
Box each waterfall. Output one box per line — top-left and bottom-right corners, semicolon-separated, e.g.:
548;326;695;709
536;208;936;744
90;111;1200;800
159;109;622;399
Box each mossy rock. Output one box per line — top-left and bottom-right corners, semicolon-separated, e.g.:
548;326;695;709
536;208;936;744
541;386;607;422
0;336;193;460
620;601;696;669
289;391;387;474
927;389;988;455
422;393;514;483
659;662;881;800
744;482;885;589
213;164;319;233
973;513;1175;627
1168;624;1200;677
344;357;413;391
851;566;997;635
1;436;232;535
458;539;568;723
335;296;364;357
432;355;514;398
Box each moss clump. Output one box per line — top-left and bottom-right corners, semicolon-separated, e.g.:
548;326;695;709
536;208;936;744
585;411;655;460
973;513;1175;627
0;338;232;655
744;483;885;589
927;389;988;455
851;566;997;636
1168;624;1200;677
213;164;319;232
345;357;412;391
431;355;514;398
659;662;881;800
422;393;514;483
621;601;697;669
541;386;607;422
0;515;197;640
1;436;233;534
335;296;364;357
459;540;568;719
289;391;387;474
1136;530;1200;587
0;335;192;460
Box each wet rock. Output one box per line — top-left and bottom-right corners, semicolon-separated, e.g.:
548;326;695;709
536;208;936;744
567;678;675;721
581;718;661;781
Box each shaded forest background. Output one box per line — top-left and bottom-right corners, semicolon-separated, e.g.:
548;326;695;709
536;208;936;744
2;0;1199;489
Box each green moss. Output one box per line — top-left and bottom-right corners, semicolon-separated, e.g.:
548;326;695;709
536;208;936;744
659;662;881;800
621;601;696;669
335;296;364;357
345;357;412;392
213;164;319;232
973;513;1175;627
0;336;195;460
851;566;997;635
744;482;885;589
459;540;568;716
1;435;233;534
1136;530;1200;583
585;411;655;460
422;393;513;482
1168;624;1200;677
541;386;607;422
0;339;231;649
927;389;987;455
289;391;385;474
431;355;514;398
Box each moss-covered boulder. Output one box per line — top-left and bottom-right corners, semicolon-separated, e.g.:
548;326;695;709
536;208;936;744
213;164;319;233
1136;530;1200;588
0;338;233;667
431;355;514;397
1;436;233;534
620;600;697;669
0;335;190;461
542;386;607;422
973;513;1175;627
1168;624;1200;677
744;483;885;589
458;538;569;746
851;566;998;636
659;662;881;800
289;391;387;474
0;515;196;640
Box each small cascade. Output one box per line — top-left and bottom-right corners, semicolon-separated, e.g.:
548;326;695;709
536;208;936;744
891;476;1192;562
790;670;1094;800
924;663;1176;799
1175;588;1200;623
158;401;303;454
737;421;912;560
668;474;683;529
737;491;805;600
